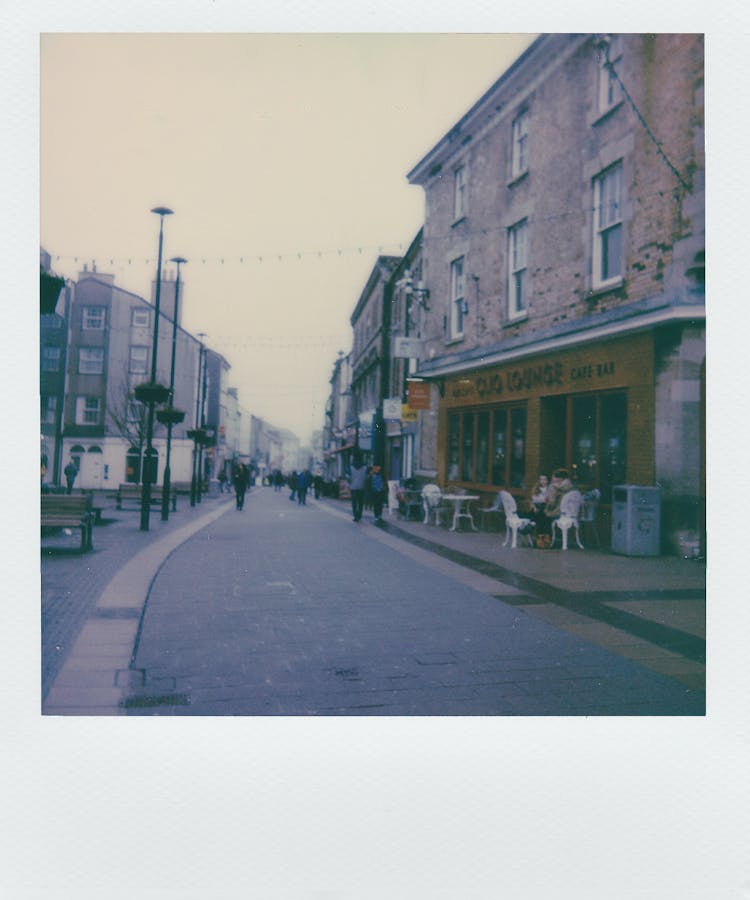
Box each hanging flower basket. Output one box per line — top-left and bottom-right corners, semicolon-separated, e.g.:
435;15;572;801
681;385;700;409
156;406;186;426
134;382;170;405
187;427;209;445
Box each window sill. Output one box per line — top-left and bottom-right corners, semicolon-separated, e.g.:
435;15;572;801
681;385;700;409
503;313;528;328
590;100;624;128
506;170;529;189
444;336;465;347
451;215;468;228
585;279;624;301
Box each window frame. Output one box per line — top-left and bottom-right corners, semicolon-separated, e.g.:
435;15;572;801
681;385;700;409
75;396;101;426
449;256;466;340
78;347;104;375
453;164;467;221
592;162;624;289
42;345;61;372
82;305;106;330
131;307;150;328
511;110;529;180
41;394;57;424
507;219;529;320
596;37;623;116
128;344;149;374
447;403;528;490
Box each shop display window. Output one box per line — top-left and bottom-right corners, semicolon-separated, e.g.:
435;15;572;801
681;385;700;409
569;390;627;502
448;404;527;488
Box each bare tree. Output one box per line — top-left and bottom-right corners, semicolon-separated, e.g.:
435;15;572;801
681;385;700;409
106;362;163;482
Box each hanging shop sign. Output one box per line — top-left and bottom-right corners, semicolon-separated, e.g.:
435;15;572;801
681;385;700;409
401;405;419;423
382;397;402;420
407;381;431;410
393;337;423;359
358;409;375;450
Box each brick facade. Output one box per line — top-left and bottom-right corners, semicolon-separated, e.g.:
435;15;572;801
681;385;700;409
406;33;704;552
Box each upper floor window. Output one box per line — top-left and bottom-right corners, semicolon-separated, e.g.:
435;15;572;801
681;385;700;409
131;308;150;328
507;219;529;319
75;396;101;425
596;36;623;115
511;110;529;179
453;165;467;220
41;394;57;425
593;162;624;287
78;347;104;375
42;345;61;372
129;345;149;374
449;256;466;340
82;306;105;330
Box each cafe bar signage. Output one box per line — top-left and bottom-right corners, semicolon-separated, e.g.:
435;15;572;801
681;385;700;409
450;358;617;401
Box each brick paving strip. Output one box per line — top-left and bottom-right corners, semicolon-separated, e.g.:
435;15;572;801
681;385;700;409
42;500;234;716
318;500;706;693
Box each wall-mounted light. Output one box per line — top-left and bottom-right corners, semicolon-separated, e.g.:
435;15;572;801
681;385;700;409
397;269;430;310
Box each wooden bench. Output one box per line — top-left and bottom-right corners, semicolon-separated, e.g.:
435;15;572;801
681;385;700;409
116;483;176;511
41;494;94;551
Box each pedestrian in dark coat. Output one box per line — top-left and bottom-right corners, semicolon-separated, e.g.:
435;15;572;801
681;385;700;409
296;469;311;505
288;471;298;502
232;463;249;510
369;465;386;523
64;459;78;494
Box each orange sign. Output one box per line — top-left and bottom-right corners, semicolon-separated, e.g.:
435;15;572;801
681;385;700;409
407;381;431;410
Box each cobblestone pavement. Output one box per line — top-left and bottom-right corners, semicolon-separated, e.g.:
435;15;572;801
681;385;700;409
119;489;704;716
41;492;232;701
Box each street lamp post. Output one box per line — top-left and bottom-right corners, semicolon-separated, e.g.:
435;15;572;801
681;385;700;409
140;206;173;532
189;335;205;507
159;256;187;521
197;341;209;501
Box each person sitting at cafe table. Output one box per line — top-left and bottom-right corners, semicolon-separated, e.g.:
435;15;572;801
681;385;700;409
533;467;572;535
529;474;549;513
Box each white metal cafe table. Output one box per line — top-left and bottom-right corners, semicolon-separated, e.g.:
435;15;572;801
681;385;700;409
441;494;480;532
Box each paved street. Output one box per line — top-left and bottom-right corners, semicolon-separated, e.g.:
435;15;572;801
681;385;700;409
80;488;703;716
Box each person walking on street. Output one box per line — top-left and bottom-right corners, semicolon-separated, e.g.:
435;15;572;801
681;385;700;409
218;468;228;493
296;469;311;505
232;463;249;510
349;454;368;522
288;471;298;503
64;459;78;494
369;464;386;523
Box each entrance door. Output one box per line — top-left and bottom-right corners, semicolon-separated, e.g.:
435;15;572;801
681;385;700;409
83;446;104;489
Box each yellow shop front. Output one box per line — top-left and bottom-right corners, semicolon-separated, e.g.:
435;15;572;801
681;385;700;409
436;331;656;522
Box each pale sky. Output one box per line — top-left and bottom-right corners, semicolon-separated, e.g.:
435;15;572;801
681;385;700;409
40;32;537;443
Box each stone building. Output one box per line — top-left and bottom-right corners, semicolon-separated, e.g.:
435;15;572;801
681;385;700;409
349;255;401;466
406;33;705;551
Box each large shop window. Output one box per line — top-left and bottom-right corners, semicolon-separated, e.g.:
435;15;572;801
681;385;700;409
542;390;626;502
448;405;527;488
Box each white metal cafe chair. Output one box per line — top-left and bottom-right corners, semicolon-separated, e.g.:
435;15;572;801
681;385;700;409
500;490;534;548
422;484;448;526
478;491;504;531
550;490;584;550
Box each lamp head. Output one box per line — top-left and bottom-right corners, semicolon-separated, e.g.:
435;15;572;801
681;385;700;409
170;256;187;266
151;206;174;217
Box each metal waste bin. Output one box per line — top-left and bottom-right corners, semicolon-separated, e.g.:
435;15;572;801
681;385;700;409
611;485;661;556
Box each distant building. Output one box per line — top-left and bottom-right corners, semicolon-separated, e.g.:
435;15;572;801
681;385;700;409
349;255;402;466
54;263;203;489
